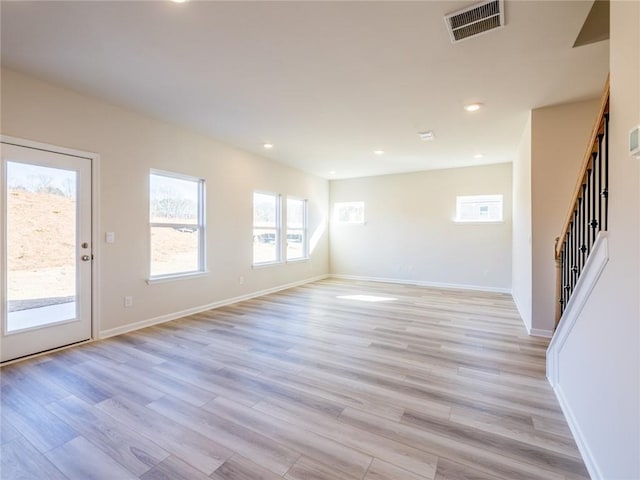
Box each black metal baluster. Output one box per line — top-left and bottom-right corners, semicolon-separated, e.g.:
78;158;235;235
592;157;597;249
569;223;573;295
560;247;564;313
575;207;580;284
579;187;586;275
598;133;603;233
592;158;596;249
603;113;609;230
570;218;574;292
571;212;579;292
586;166;592;255
565;232;570;305
577;198;582;276
597;134;603;237
584;189;588;272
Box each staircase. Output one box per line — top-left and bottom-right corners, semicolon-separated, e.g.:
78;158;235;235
548;76;610;385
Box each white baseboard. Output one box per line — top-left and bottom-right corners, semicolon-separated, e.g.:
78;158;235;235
526;326;554;338
99;274;330;339
554;383;603;480
329;274;511;294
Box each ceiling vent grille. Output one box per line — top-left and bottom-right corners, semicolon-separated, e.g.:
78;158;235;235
444;0;505;43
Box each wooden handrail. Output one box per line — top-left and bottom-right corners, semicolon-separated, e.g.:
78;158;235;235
555;75;610;260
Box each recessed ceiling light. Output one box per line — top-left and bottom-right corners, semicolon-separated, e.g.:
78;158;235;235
418;131;435;141
464;103;483;112
373;150;385;156
474;153;484;159
329;170;336;175
263;143;274;149
170;0;188;3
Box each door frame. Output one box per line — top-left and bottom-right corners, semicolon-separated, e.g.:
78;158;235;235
1;135;101;347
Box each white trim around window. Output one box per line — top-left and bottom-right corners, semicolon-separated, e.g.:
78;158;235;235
286;196;309;262
334;201;365;225
252;191;282;267
148;169;206;282
454;194;503;223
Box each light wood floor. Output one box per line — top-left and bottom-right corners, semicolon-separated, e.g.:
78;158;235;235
0;279;588;480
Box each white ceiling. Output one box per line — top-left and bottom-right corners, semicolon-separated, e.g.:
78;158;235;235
1;1;609;179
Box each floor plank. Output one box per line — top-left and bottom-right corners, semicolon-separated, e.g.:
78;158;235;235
285;455;362;480
147;394;300;476
211;454;285;480
433;457;501;480
1;382;77;453
204;396;373;478
0;435;68;480
96;395;231;475
365;458;432;480
140;455;212;480
44;436;138;480
46;395;169;476
251;396;438;478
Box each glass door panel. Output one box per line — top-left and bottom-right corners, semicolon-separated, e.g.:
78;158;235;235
6;162;78;332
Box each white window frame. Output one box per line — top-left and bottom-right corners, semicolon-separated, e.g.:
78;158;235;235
454;194;503;223
334;201;365;225
252;191;282;267
148;169;206;282
286;196;308;262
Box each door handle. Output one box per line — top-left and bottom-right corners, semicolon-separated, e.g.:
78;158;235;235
81;255;91;261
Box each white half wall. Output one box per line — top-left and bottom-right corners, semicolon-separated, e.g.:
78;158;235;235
550;1;640;478
1;69;330;336
329;164;512;291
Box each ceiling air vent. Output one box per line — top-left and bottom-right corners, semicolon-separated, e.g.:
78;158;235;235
444;0;505;43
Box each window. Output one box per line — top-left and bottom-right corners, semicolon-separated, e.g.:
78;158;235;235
286;197;308;261
253;192;281;265
149;170;205;279
334;201;365;224
455;194;503;222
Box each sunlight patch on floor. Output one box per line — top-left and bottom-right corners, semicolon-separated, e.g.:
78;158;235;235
336;294;397;302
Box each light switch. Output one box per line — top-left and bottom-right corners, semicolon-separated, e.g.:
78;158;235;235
106;232;115;244
630;125;640;158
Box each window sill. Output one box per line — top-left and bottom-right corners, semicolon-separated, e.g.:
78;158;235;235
252;261;284;269
453;220;504;225
147;271;208;285
286;257;309;263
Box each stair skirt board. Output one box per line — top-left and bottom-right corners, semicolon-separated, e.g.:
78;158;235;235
546;232;609;480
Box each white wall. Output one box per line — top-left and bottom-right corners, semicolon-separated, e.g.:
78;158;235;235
1;69;329;336
330;163;512;291
553;1;640;478
530;98;601;334
512;113;532;330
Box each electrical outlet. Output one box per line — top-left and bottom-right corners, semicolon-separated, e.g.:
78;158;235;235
239;276;245;285
124;296;133;308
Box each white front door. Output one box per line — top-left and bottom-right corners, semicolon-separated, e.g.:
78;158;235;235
1;142;92;362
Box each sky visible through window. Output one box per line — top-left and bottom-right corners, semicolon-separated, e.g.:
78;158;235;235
7;161;76;197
